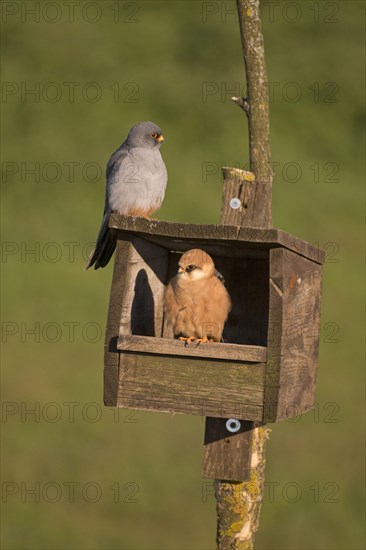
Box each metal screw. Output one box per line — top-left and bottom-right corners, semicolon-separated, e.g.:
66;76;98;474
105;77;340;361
230;198;241;210
226;418;241;433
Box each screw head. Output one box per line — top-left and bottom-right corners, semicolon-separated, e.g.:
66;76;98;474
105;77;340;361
226;418;241;433
230;198;241;210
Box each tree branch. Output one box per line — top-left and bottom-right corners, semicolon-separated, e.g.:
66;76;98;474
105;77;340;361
232;96;250;115
222;0;273;229
215;425;271;548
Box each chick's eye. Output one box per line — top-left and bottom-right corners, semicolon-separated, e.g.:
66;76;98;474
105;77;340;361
151;132;159;139
186;264;197;272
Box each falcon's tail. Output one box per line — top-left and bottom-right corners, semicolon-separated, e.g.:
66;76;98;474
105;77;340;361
85;210;117;270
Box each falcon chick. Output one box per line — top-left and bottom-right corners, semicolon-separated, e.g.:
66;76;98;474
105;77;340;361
86;121;168;270
164;249;231;343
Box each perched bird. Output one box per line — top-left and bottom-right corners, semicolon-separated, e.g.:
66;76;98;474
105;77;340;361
164;249;231;343
86;121;167;270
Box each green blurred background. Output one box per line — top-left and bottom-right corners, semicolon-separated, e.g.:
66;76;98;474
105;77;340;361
1;1;364;548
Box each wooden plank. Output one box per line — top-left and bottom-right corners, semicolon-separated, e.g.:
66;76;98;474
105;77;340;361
116;236;168;338
275;250;323;421
104;238;169;406
263;248;284;421
104;240;133;406
265;248;323;421
109;214;325;264
220;167;272;229
119;235;269;260
104;357;120;407
117;354;265;421
117;336;267;363
118;230;323;265
220;167;257;228
203;417;253;481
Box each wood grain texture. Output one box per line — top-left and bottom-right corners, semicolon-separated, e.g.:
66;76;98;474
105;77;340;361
109;214;324;264
117;335;267;363
116;354;265;421
104;240;133;406
263;248;283;421
220;167;258;227
116;236;168;338
203;418;253;480
264;248;323;421
221;167;269;229
104;238;168;406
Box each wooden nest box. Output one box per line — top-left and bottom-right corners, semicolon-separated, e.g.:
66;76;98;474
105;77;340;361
104;215;324;423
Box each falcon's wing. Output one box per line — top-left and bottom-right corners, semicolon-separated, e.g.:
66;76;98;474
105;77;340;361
215;270;226;285
105;142;129;211
85;143;129;270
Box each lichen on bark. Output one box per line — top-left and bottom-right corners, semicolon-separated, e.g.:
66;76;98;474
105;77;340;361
216;426;271;549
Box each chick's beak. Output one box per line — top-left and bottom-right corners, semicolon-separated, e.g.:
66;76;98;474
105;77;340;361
178;266;184;273
157;134;165;143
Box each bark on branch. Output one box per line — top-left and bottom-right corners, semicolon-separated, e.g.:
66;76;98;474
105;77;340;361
221;0;273;229
216;425;271;548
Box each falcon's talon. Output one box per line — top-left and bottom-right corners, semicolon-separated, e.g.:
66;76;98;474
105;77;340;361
196;337;214;345
179;336;196;345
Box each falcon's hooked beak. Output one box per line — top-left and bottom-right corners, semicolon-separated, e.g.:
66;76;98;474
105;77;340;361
156;134;164;143
178;266;184;273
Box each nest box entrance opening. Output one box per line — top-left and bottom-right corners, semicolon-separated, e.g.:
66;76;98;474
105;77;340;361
132;249;270;347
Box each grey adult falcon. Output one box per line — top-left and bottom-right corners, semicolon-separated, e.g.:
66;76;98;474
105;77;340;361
86;121;168;270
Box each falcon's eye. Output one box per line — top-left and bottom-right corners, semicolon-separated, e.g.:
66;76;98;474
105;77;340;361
151;132;159;139
186;264;197;272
